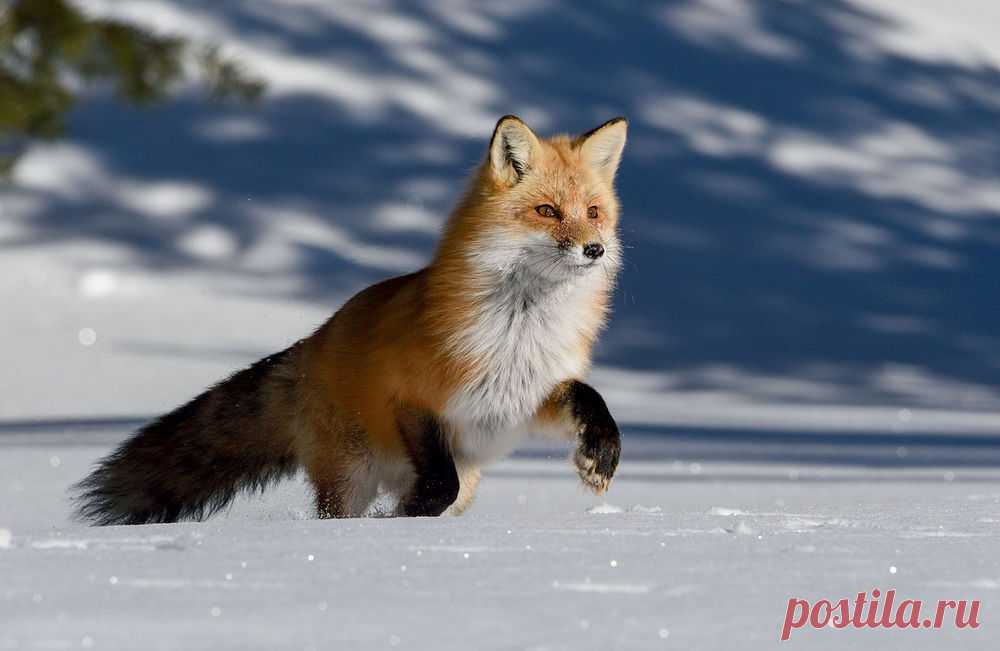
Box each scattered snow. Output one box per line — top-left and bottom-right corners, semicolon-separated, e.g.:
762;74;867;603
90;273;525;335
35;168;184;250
587;504;662;515
77;328;97;347
552;581;652;594
707;506;750;516
729;521;757;536
897;530;984;538
29;535;185;551
586;503;624;514
629;505;663;514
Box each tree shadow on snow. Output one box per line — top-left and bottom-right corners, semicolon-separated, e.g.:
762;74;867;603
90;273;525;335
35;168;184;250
4;0;1000;412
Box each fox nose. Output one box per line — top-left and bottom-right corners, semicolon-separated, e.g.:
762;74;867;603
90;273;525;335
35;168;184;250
582;243;605;260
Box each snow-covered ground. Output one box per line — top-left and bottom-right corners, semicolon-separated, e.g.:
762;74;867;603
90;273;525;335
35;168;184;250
3;1;1000;648
3;424;1000;650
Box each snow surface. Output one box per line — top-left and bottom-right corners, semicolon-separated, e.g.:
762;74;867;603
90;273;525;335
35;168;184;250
3;0;1000;648
2;426;1000;650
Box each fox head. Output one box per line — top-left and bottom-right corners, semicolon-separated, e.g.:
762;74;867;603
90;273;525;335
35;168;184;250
444;115;627;285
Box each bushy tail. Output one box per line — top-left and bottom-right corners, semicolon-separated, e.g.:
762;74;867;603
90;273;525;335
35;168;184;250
73;348;301;525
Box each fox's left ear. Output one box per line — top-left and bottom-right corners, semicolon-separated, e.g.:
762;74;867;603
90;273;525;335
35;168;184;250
576;117;628;183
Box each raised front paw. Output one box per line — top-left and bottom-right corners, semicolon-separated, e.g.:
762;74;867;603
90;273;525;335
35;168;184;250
573;419;621;495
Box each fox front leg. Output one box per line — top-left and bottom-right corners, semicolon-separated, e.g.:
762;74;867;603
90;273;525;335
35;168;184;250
396;408;460;517
536;381;621;493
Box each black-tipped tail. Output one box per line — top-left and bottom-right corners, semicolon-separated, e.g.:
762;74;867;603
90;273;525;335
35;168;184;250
73;350;300;525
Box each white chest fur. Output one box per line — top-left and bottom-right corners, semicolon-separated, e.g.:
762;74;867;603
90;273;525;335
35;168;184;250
443;269;602;463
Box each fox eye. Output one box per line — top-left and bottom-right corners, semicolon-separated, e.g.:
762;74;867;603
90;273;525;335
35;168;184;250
587;206;599;219
535;204;559;219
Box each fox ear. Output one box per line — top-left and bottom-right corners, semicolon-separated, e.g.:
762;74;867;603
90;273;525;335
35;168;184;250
577;117;628;183
489;115;541;185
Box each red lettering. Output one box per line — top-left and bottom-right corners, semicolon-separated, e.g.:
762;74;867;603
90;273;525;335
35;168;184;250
783;591;979;636
781;599;810;641
894;600;921;628
831;599;851;628
879;590;896;628
955;601;981;629
935;600;957;628
864;589;880;627
851;592;867;627
810;600;833;628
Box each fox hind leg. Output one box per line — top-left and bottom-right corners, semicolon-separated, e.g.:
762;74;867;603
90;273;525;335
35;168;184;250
312;479;347;519
309;457;378;518
306;425;378;519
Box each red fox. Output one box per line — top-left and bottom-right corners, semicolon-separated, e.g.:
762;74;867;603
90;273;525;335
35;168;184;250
75;115;627;523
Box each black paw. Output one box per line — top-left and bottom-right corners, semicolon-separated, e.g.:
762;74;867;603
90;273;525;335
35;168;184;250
573;418;620;494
